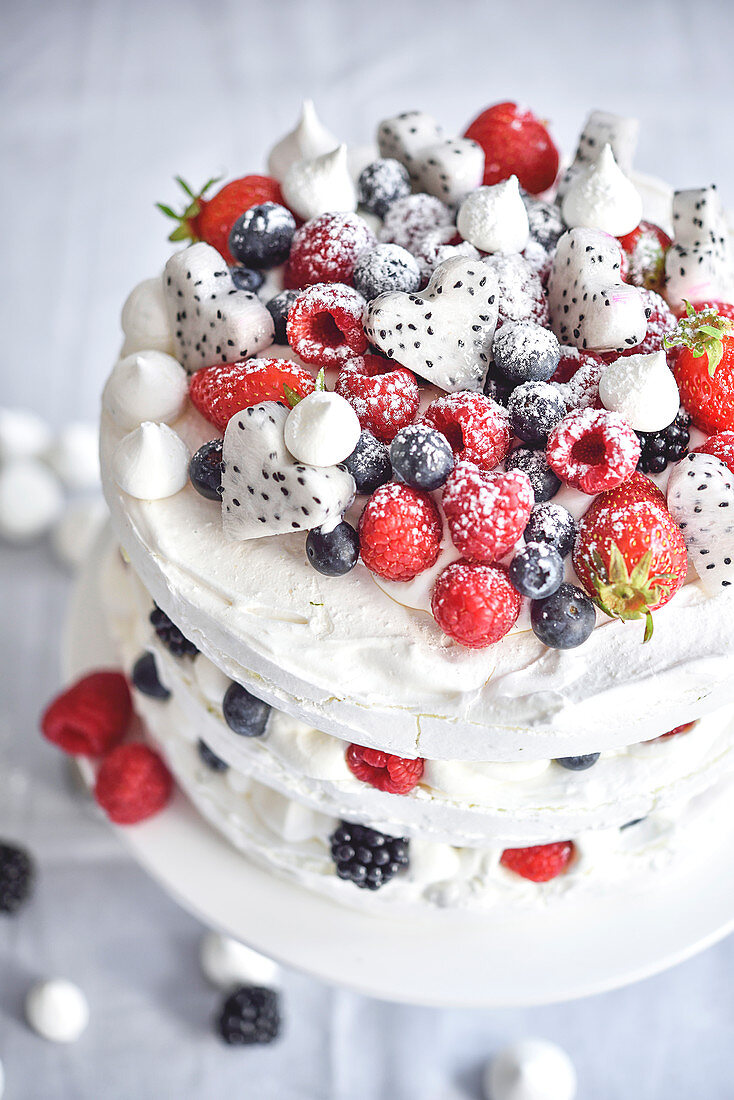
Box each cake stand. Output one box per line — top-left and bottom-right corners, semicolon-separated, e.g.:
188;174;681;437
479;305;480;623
61;533;734;1008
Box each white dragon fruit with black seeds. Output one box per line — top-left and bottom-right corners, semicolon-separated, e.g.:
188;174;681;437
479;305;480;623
411;138;485;207
667;451;734;594
163;243;274;373
221;402;355;541
548;228;649;353
364;256;500;392
664;186;733;310
557;110;639;198
377;112;443;183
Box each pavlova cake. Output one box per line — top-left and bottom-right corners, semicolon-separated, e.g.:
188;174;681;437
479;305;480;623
42;99;734;910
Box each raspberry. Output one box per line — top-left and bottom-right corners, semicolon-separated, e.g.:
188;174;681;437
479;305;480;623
443;461;534;563
286;283;368;368
421;392;510;470
358;482;442;581
546;408;641;494
617;220;672;291
463;101;560;195
41;671;132;757
431;560;521;648
551;346;605;385
286;212;376;287
94;743;173;825
655;721;696;742
335;355;420;442
695;430;734;476
483;253;549;328
379;193;454;254
346;744;424;794
500;841;575;882
190;358;315;432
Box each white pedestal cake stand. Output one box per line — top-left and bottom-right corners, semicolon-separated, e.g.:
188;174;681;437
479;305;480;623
62;539;734;1008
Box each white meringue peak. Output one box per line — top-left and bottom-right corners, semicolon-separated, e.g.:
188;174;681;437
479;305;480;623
457;176;529;254
284;391;361;467
562;144;642;237
103;350;188;431
111;422;189;500
599;350;680;432
281;144;358;222
268;100;339;183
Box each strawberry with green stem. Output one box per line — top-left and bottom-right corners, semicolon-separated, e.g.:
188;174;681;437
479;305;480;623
665;301;734;434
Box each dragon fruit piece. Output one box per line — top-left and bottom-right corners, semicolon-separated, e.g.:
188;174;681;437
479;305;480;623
364;256;499;392
664;186;734;311
411;138;485;207
547;228;649;353
221;402;355;541
666;451;734;594
377;111;443;183
163;243;274;373
556;110;640;199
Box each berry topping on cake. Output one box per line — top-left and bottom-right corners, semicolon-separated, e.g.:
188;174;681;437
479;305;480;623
695;430;734;475
443;462;534;563
149;605;198;657
555;753;600;771
636;410;690;474
421;391;510;470
665;303;734;434
484;253;549;328
286;283;368;367
432;560;521;648
157;174;284;264
352;244;421;302
335;355;420;443
365;256;500;392
390;424;455;491
378;192;454;252
358;482;442;581
547;408;641;494
41;672;132;757
666;451;734;593
500;841;575;882
530;583;596;649
330;821;410;890
457;176;529;255
345;745;425;794
357;158;412;217
190;358;316;432
508;382;567;446
599;349;680;432
131;651;170;699
265;288;301;344
189;439;224;500
94;743;173;825
573;486;687;638
506;446;561;502
217;986;281;1045
509;541;564;599
228;202;296;269
223;683;272;737
493;321;561;384
664;186;732;311
286;211;376;287
343;430;393;494
524;501;577;558
617;220;672;291
198;740;229;772
0;843;34;915
305;521;360;576
463;102;560;195
284;386;361;467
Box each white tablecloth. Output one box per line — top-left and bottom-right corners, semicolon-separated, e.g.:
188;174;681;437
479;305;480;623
2;1;734;1096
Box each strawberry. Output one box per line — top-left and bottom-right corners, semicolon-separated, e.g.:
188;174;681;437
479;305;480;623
617;220;672;292
157;175;284;264
695;431;734;475
500;841;575;882
666;302;734;433
463;102;560;195
573;494;687;641
584;471;667;513
655;720;696;742
345;745;424;795
189;358;315;432
672;300;734;322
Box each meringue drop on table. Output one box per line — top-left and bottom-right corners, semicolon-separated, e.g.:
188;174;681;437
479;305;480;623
561;143;643;237
267;99;338;182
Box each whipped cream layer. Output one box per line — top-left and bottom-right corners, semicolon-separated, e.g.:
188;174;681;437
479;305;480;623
100;538;734;845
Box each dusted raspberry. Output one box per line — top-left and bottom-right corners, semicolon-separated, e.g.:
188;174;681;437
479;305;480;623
432;560;521;648
546;408;640;494
500;841;575;882
551;346;605;385
695;431;734;475
463;102;560;195
94;744;173;825
41;671;132;757
421;392;510;471
346;744;424;795
443;461;534;563
286;212;376;287
358;482;442;581
190;358;315;432
484;253;550;329
335;355;420;443
286;283;368;368
379;193;455;254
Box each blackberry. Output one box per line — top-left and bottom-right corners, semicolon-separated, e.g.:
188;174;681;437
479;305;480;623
230;265;264;292
357;158;411;217
189;440;223;500
228;202;295;269
390;423;454;490
217;985;281;1045
343;431;392;494
149;605;198;658
306;521;360;577
0;842;35;914
506;447;561;502
266;289;301;345
636;411;690;474
330;821;409;891
197;740;228;772
132;652;171;700
353;244;420;302
556;753;600;771
223;682;271;737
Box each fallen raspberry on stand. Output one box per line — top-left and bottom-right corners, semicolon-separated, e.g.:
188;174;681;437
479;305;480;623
286;284;368;367
421;392;510;471
431;560;522;648
463;102;560;195
443;462;534;563
41;672;132;757
546;408;641;494
346;745;424;794
335;355;420;442
94;743;173;825
286;212;376;287
189;359;315;432
358;482;442;581
500;841;575;882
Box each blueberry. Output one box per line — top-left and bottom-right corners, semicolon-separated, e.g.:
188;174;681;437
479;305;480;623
555;753;600;771
524;502;577;558
230;265;264;292
197;739;228;772
390;424;454;490
189;440;223;500
353;244;421;302
522;194;565;251
266;289;301;345
228;202;296;269
506;447;560;502
509;541;563;599
483;364;513;407
530;583;596;649
358;158;411;217
132;651;170;700
493;321;561;384
343;430;392;494
508;382;566;446
306;521;360;576
222;682;271;737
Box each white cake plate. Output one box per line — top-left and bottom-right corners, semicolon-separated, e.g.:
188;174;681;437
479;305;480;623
62;541;734;1008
